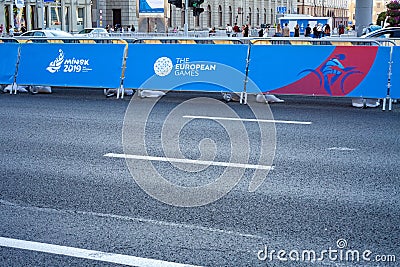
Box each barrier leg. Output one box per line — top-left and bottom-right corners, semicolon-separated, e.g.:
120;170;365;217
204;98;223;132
389;98;393;111
116;87;120;99
244;92;248;105
10;83;17;95
382;97;387;111
120;85;124;100
240;92;244;104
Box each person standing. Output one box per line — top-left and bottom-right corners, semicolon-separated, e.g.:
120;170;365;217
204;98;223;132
305;24;311;37
225;23;233;37
232;23;240;37
316;23;323;38
324;23;331;37
8;25;14;37
275;24;282;37
294;24;300;37
243;24;249;37
283;23;290;37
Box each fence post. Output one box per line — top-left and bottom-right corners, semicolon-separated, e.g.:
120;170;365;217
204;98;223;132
383;46;394;111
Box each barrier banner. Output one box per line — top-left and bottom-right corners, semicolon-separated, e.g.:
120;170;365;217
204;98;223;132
0;43;19;84
17;43;126;88
247;45;390;98
124;44;251;93
390;47;400;99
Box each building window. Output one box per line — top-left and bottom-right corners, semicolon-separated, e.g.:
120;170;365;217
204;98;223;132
270;8;273;25
77;7;84;26
169;7;172;28
256;8;259;26
195;15;200;27
181;6;185;28
207;5;211;28
50;6;61;27
264;8;266;24
229;6;233;25
218;5;222;27
248;7;251;25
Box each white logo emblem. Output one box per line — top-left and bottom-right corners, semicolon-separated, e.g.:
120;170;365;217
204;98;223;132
154;57;173;77
46;49;64;73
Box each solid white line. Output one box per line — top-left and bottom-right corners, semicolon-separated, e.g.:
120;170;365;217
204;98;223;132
182;115;312;125
104;153;273;170
0;237;200;267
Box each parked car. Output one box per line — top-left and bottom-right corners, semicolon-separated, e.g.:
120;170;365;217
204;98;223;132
361;27;400;39
74;28;109;37
18;29;73;37
361;27;400;45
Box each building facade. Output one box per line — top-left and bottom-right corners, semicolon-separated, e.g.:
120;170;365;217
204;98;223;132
348;0;388;26
1;0;351;34
296;0;349;28
0;0;92;33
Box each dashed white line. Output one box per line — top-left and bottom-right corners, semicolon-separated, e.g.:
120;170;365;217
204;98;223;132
104;153;273;170
0;237;201;267
326;147;357;151
182;115;312;125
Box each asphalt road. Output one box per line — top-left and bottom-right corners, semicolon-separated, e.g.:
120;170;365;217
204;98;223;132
0;89;399;267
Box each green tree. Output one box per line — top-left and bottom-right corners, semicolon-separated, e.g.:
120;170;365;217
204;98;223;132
376;11;386;26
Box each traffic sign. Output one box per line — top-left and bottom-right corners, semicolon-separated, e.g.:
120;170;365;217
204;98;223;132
277;6;287;14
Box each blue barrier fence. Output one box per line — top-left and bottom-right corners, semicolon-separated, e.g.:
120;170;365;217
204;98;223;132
0;43;19;84
16;43;127;88
247;45;390;98
0;41;399;101
390;47;400;99
124;44;250;93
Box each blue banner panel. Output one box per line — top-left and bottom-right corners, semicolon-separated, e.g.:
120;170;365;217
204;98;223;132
124;44;252;93
390;47;400;99
0;43;19;84
247;45;389;98
17;43;126;88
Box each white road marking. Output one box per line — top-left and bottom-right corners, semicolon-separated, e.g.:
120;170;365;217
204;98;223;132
0;237;201;267
182;115;312;125
104;153;273;170
326;147;357;151
0;199;264;240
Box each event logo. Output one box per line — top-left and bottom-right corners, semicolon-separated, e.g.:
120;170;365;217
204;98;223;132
154;57;173;77
154;57;217;77
46;49;92;74
298;53;362;95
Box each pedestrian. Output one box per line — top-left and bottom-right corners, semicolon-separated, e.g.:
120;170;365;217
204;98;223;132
225;23;232;37
0;24;4;37
274;23;282;37
294;24;300;37
8;25;14;37
243;24;249;37
324;23;331;37
232;23;240;37
283;23;290;37
258;27;264;37
305;24;311;37
209;27;216;37
317;23;323;38
313;25;318;38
